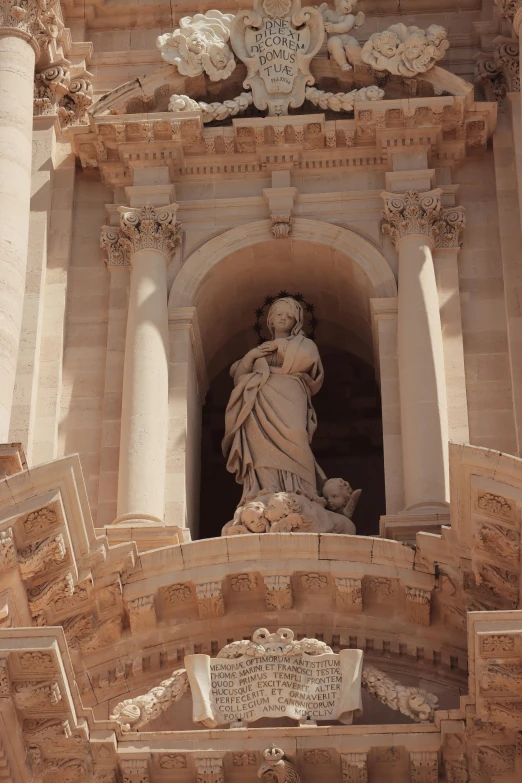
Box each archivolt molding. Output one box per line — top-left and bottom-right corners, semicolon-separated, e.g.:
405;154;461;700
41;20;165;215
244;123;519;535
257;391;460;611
168;219;397;311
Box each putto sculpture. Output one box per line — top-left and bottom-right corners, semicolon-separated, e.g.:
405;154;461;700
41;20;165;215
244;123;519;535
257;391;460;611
319;0;365;72
361;23;449;78
157;10;236;81
221;296;361;535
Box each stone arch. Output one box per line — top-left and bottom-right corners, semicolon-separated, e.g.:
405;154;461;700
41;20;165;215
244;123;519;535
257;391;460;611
169;218;397;310
165;220;399;536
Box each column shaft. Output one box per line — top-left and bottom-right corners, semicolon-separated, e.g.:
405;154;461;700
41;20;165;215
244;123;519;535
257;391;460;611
0;34;36;439
397;234;449;509
117;249;169;524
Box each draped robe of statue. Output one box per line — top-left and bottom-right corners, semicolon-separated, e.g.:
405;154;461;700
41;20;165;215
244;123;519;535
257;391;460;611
222;331;326;505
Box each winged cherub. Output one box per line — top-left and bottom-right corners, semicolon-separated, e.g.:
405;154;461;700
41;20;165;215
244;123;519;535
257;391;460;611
157;10;236;82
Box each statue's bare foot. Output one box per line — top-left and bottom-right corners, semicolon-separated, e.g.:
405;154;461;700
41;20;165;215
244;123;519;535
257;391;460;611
341;62;352;71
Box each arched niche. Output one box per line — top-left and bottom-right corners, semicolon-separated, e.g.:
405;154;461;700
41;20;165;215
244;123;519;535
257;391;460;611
166;219;398;537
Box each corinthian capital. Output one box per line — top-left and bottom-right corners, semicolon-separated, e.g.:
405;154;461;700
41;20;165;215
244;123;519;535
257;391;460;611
0;0;63;55
118;203;181;257
437;206;466;248
381;189;443;247
495;0;522;34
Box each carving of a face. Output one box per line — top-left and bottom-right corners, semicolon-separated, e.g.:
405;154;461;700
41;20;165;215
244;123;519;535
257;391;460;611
404;32;425;60
323;479;351;511
335;0;356;13
270;301;297;336
376;31;401;58
426;25;446;48
209;44;230;69
265;493;301;523
241;501;267;532
187;33;206;54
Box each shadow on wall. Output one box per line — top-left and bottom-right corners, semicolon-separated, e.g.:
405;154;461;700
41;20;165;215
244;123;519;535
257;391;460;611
198;346;385;539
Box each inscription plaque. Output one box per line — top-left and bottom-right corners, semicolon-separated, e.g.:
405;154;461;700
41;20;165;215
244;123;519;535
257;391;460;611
185;628;362;727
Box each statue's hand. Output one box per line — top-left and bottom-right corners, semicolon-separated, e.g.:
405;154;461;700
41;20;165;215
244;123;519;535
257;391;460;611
246;342;277;362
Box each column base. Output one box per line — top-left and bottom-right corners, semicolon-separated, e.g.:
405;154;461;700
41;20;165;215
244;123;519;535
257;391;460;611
97;522;191;553
380;502;450;544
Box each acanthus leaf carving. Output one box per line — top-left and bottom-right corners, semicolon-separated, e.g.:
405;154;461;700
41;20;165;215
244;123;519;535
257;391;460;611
0;657;10;695
404;586;432;626
162;583;192;604
264;574;293;610
0;528;17;571
195;581;225;619
28;573;74;617
18;533;67;579
23;718;72;743
335;577;363;612
22;506;59;537
444;756;469;783
110;669;189;731
13;680;62;710
118;203;181;257
121;760;149;783
381;189;443;247
43;757;90;783
128;595;157;633
0;0;62;55
480;661;522;693
340;752;368;783
473;744;516;775
410;751;438;783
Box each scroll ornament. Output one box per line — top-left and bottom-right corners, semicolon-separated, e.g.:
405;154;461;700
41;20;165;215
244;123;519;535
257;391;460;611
361;23;449;78
157;10;236;81
110;628;439;731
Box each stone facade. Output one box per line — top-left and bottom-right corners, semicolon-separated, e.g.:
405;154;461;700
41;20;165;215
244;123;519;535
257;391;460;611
1;0;522;781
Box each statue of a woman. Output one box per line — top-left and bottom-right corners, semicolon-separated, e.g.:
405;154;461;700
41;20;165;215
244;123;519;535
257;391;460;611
222;297;326;506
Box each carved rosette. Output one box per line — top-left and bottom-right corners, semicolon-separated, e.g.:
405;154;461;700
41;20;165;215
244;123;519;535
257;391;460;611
341;753;368;783
0;0;62;55
101;204;181;268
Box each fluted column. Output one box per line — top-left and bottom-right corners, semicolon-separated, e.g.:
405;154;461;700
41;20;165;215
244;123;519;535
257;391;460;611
0;0;49;439
101;204;181;525
381;190;465;511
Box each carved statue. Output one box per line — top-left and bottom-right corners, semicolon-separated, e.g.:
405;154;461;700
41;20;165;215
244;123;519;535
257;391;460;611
157;11;236;81
361;23;449;78
258;746;300;783
322;478;361;520
221;296;359;535
319;0;365;72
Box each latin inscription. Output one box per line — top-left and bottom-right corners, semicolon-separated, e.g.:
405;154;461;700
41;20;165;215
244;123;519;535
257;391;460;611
246;18;308;94
209;654;342;722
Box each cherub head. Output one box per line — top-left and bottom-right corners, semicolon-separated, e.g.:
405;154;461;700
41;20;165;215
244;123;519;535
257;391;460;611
335;0;357;13
186;31;207;54
264;492;302;523
208;42;231;69
403;31;426;62
322;478;353;512
425;24;447;49
374;30;402;59
241;501;268;532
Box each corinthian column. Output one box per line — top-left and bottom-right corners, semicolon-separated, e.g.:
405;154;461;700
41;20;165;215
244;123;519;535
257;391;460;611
101;204;181;526
381;190;465;512
0;0;50;439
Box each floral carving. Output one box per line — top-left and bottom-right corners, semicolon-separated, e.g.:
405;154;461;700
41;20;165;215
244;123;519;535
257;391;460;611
264;574;293;610
121;760;149;783
335;577;363;612
271;213;292;239
304;750;331;764
157;11;235;82
477;492;513;518
365;576;395;595
23;718;71;742
119;203;181;257
128;595;156;633
28;573;74;616
18;534;66;579
444;757;468;783
0;0;62;54
362;665;438;722
233;753;257;766
480;662;522;693
163;583;192;603
43;757;89;782
436;207;466;248
0;658;10;695
341;753;368;783
405;586;431;626
485;700;522;725
495;0;522;31
195;581;225;618
410;752;438;783
473;744;516;775
159;755;187;769
168;92;253;124
22;506;58;536
304;85;384;113
477;521;520;564
194;756;225;783
230;573;257;591
300;573;328;591
477;562;519;603
361;23;449;78
381;189;442;246
19;651;54;670
13;680;62;710
0;528;17;571
110;669;189;731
